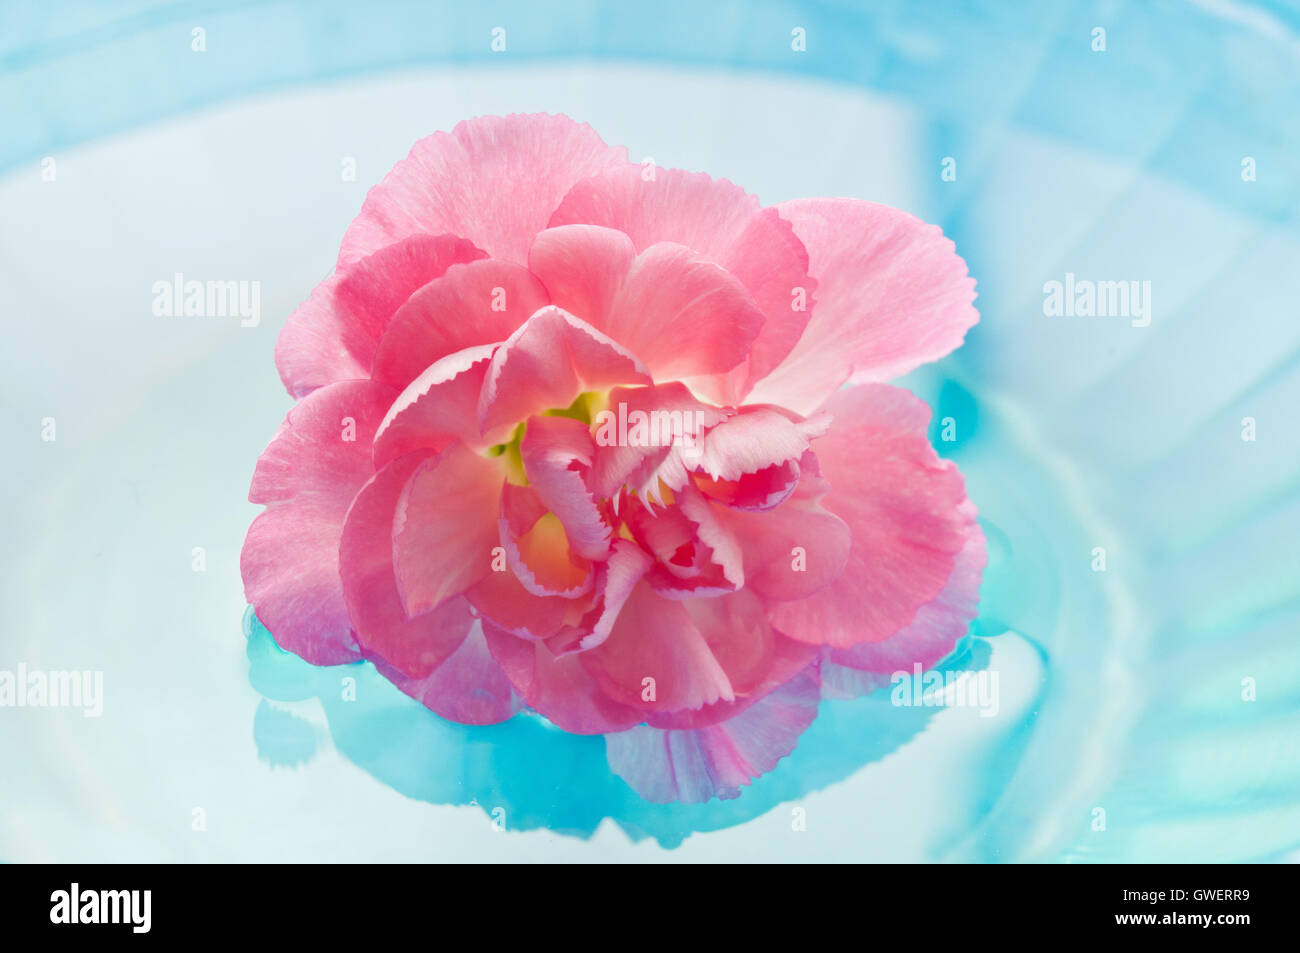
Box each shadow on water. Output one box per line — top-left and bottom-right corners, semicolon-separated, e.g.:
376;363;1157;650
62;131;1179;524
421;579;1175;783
245;608;995;847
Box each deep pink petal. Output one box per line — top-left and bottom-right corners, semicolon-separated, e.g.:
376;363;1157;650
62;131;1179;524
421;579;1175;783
484;620;644;734
679;589;773;695
391;442;504;616
620;489;742;599
370;259;549;392
694;459;800;511
339;450;475;677
376;621;520;725
340;113;630;267
466;566;576;641
242;379;393;664
549;165;814;387
372;343;496;468
519;415;610;561
674;487;745;592
604;662;820;803
545;538;654;656
277;234;486;399
580;582;735;711
749;198;978;415
768;384;970;648
478;306;651;437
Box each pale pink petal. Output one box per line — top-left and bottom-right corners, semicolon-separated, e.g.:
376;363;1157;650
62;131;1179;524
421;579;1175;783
768;384;970;648
580;582;735;711
549;166;814;386
484;620;645;735
478;306;650;436
816;661;892;700
828;502;986;679
604;663;821;803
531;224;764;380
277;234;485;399
749;198;978;415
527;224;635;331
518;415;610;561
370;259;549;392
242;379;393;664
377;622;520;725
610;242;765;380
372;343;496;468
391;442;504;616
340;113;630;267
339;450;474;677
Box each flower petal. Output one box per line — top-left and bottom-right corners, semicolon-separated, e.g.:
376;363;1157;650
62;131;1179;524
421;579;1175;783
277;234;486;399
590;381;728;501
340;113;629;267
716;452;850;603
544;538;655;656
620;489;742;598
604;662;820;803
339;450;475;678
648;633;819;730
391;442;504;616
691;406;828;483
610;242;765;379
580;582;735;711
768;384;971;648
371;259;549;392
694;459;800;511
519;415;610;561
749;198;978;415
526;224;635;330
466;565;576;641
680;589;774;695
478;306;650;437
241;379;393;664
372;343;496;468
483;620;645;735
826;501;986;684
530;226;765;380
548;166;814;387
375;621;520;725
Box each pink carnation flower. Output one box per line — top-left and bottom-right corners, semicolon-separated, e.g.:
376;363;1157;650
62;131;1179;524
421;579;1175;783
242;113;984;803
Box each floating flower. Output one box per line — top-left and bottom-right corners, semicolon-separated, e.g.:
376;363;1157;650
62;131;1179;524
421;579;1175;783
242;113;984;802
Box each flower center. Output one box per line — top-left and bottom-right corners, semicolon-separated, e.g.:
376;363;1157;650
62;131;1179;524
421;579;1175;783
484;390;610;487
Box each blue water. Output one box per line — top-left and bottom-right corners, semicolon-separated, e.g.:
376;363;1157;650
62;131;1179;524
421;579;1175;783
2;1;1298;860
